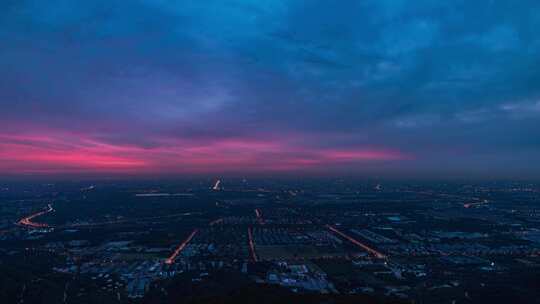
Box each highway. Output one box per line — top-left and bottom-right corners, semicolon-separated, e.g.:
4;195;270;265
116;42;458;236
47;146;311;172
165;229;199;265
17;204;54;228
254;208;264;224
209;218;223;226
247;227;258;262
326;225;386;259
212;179;221;191
68;211;195;227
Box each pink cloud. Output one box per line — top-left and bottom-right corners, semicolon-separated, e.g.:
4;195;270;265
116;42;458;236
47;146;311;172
0;128;410;175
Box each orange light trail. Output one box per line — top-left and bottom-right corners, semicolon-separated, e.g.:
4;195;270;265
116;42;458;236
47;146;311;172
326;225;386;259
247;227;258;262
165;229;198;265
18;204;54;228
209;218;223;226
254;208;264;225
212;179;221;191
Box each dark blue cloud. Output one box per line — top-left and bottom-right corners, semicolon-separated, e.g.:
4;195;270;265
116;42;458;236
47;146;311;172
1;0;539;177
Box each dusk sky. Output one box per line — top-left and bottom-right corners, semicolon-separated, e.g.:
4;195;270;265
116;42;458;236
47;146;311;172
1;1;539;178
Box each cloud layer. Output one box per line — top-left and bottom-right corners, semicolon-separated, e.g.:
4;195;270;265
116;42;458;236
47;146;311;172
1;0;539;178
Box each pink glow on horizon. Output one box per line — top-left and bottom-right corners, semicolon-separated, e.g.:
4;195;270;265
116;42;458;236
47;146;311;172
0;130;410;175
318;149;407;161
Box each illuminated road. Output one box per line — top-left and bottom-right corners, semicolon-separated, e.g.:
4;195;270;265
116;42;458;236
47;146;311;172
326;225;386;259
165;229;198;265
212;179;221;191
17;204;54;228
247;227;258;262
209;218;223;226
68;211;195;227
254;208;264;224
464;199;489;208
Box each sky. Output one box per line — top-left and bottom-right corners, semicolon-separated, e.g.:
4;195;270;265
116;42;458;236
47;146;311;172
1;0;539;179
